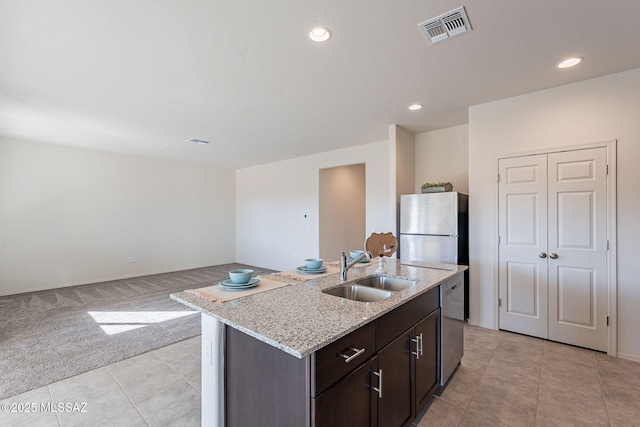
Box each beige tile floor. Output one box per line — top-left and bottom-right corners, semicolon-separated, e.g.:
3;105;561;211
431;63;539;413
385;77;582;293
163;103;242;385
2;325;640;426
416;325;640;427
0;336;201;427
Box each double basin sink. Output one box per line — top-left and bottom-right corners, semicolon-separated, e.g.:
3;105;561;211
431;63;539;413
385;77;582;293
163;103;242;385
322;274;418;302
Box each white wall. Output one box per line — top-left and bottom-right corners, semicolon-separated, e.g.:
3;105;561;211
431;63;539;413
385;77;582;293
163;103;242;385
415;125;469;194
390;125;415;238
236;140;394;271
468;68;640;360
0;137;236;296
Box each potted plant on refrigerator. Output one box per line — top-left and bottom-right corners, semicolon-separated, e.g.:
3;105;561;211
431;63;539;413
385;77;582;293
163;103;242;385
421;181;453;193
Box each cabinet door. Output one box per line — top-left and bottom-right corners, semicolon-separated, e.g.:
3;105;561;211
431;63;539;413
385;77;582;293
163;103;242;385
377;330;413;427
414;309;440;412
313;356;378;427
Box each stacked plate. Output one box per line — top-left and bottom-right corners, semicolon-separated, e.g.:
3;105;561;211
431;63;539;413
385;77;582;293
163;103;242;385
296;265;328;275
218;277;260;291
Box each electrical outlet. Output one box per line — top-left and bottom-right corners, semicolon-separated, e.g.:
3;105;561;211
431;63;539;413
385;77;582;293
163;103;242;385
128;256;138;263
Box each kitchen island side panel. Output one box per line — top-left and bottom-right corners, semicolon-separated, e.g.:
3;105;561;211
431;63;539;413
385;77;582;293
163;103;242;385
225;326;310;427
201;314;225;427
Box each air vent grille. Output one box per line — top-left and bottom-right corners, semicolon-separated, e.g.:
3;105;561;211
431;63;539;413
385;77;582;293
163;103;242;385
418;6;472;45
187;138;210;145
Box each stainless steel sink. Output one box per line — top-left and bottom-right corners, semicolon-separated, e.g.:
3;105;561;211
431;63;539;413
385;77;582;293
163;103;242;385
354;275;418;292
322;284;394;302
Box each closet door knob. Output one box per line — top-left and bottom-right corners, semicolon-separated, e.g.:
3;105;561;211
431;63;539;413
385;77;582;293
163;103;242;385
539;252;547;258
550;253;559;259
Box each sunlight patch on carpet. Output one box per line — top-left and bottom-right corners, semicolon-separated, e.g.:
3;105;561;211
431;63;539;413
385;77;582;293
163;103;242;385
87;310;199;335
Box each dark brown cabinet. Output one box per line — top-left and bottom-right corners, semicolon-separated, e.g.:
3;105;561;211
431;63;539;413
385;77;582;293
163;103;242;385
313;356;378;427
377;330;413;427
377;308;440;427
414;309;440;413
223;285;441;427
312;321;376;396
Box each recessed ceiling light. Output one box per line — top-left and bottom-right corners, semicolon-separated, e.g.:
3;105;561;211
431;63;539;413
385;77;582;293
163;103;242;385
309;26;332;42
408;104;423;111
557;57;583;69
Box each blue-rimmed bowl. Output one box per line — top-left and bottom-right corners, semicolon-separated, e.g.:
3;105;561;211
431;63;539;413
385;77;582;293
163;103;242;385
305;258;323;269
229;269;254;284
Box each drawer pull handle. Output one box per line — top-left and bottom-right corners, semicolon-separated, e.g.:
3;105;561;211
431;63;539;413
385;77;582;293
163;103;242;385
372;369;383;398
411;335;419;359
340;346;365;363
411;334;424;359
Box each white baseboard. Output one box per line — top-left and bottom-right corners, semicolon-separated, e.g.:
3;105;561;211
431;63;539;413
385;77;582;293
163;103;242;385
617;352;640;363
466;319;496;330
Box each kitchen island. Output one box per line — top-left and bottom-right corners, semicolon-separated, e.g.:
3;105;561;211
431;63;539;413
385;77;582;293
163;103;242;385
172;258;466;427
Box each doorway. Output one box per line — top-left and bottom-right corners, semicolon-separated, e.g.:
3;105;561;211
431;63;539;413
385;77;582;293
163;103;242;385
497;145;615;352
319;164;366;261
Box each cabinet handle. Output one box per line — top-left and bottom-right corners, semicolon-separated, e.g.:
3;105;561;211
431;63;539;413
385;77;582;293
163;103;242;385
539;252;547;258
550;253;558;259
372;369;383;398
339;346;365;363
411;337;420;359
419;333;424;357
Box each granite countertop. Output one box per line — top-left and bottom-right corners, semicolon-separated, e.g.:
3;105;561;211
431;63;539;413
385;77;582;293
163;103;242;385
171;258;467;359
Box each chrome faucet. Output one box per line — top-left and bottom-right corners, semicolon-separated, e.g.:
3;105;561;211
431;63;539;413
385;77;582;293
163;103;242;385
340;250;372;282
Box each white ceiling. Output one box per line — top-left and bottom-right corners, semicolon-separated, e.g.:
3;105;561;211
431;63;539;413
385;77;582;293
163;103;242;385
1;0;639;168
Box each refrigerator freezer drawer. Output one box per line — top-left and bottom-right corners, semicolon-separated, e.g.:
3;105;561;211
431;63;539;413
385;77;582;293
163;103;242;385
400;234;458;264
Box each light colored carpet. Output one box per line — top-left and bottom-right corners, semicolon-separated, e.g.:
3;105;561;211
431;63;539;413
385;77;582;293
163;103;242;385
0;263;274;400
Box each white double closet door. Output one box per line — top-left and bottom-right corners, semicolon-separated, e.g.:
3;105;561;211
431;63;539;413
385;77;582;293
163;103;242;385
498;147;608;351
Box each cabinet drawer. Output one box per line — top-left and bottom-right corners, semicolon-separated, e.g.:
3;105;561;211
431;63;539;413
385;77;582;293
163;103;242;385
311;321;376;396
376;286;440;351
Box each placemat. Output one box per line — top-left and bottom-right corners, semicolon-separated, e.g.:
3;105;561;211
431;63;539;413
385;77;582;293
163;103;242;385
185;275;292;303
325;257;378;269
270;265;341;282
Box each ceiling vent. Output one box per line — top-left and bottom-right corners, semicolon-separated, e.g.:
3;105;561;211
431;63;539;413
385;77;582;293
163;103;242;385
418;6;472;45
187;138;210;145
